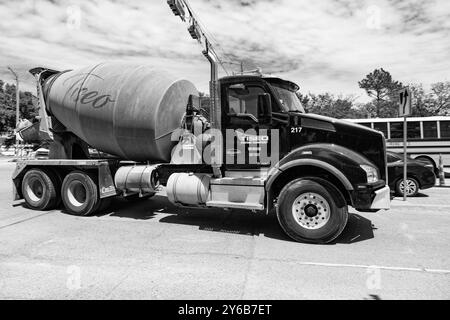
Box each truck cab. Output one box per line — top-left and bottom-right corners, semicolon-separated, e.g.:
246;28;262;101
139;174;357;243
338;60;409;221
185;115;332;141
168;74;391;243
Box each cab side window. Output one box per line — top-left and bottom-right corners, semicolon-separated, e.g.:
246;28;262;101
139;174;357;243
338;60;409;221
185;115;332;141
227;85;265;119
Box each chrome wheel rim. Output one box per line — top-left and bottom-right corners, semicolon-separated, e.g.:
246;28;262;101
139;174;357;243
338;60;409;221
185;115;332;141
26;177;44;202
399;179;417;196
67;181;87;207
292;192;330;229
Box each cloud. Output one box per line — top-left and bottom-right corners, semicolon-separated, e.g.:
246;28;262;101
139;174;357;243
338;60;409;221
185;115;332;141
0;0;449;102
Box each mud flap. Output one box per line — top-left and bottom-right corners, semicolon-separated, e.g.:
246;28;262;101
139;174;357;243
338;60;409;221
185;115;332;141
98;162;117;198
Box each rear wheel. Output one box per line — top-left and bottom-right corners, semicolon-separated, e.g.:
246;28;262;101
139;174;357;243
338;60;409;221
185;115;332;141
396;177;419;197
61;171;100;216
276;179;348;244
21;169;59;210
45;169;63;207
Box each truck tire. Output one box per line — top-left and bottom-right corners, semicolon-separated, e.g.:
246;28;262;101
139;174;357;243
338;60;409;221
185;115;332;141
61;171;100;216
395;177;419;197
21;169;59;210
276;179;348;244
45;169;63;207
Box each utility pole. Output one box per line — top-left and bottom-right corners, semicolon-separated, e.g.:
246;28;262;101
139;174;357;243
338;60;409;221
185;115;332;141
7;66;21;158
7;67;20;128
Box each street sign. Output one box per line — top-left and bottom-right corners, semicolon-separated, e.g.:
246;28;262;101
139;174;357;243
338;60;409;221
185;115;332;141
398;88;412;117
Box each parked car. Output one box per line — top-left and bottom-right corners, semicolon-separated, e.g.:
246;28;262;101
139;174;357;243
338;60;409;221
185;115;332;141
387;151;436;197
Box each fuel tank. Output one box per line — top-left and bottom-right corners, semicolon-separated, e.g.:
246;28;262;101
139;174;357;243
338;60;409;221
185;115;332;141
43;62;197;161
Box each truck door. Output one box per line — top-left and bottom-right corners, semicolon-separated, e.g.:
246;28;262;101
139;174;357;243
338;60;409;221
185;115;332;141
222;82;275;170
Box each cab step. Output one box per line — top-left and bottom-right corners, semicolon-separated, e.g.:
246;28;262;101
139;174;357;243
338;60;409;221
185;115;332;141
206;200;264;210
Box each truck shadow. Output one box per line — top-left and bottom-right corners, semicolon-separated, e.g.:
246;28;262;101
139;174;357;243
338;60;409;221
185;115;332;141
334;213;376;244
391;192;430;201
413;193;429;198
103;196;375;244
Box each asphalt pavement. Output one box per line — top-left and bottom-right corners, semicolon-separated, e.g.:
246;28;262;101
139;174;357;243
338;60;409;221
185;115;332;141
0;158;449;299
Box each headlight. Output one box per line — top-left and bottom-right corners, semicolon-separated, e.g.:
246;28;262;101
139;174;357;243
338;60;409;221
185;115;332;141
360;164;379;183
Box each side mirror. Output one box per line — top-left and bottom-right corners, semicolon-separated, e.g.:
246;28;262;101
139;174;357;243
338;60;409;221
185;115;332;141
258;93;272;118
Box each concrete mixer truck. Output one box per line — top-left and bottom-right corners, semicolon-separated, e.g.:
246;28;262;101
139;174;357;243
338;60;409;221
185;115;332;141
11;2;391;244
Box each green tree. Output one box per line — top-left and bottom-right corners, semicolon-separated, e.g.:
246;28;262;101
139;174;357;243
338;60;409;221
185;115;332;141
296;92;310;108
0;82;16;133
19;91;38;121
429;82;450;115
407;82;450;116
358;68;403;117
0;80;38;133
347;102;372;119
301;92;359;119
408;83;432;117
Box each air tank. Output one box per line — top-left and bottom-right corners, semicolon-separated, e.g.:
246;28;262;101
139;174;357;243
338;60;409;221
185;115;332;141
43;62;198;162
166;173;211;206
114;165;160;194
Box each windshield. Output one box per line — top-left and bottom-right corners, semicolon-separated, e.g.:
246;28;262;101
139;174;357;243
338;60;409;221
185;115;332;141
271;84;305;113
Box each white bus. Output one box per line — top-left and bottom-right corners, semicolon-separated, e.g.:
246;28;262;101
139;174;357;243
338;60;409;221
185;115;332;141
346;116;450;175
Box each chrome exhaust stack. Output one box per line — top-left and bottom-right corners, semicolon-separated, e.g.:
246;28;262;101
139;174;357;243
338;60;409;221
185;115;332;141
202;41;223;178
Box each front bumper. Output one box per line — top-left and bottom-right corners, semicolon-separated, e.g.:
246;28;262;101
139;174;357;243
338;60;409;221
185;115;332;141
369;185;391;209
352;181;391;211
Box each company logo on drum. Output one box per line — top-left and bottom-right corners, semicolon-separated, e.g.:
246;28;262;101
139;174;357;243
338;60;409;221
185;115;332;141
63;73;116;109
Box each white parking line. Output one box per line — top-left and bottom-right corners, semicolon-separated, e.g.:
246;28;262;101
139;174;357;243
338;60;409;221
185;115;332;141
289;261;450;274
391;203;450;208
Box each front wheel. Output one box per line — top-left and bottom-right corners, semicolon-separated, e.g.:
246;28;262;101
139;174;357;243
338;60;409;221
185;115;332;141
395;177;419;197
276;179;348;244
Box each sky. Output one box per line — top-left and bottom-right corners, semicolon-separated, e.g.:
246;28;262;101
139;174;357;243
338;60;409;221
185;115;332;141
0;0;449;102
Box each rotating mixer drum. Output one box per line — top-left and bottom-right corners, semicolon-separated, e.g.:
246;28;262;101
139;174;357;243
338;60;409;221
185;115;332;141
43;62;198;162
